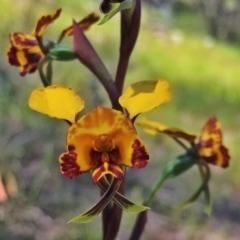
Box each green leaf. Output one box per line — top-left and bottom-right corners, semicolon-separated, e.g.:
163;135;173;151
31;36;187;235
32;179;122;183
98;0;133;25
48;44;76;61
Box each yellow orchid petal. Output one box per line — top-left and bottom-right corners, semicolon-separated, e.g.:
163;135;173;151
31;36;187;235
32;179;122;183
119;79;172;119
33;8;62;37
198;117;230;168
28;85;85;123
115;134;149;168
137;118;196;143
59;107;149;181
137;117;167;131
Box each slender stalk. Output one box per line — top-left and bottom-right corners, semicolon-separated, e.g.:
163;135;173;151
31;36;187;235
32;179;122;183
198;164;211;214
102;175;113;240
101;2;141;238
115;52;130;94
46;61;53;84
145;176;167;207
104;178;125;240
172;137;189;151
129;174;167;240
38;57;51;87
176;161;211;209
36;36;48;55
115;0;141;94
129;211;147;240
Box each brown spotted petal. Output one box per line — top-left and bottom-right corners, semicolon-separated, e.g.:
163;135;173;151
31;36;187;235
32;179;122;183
33;8;62;37
60;13;100;39
9;33;39;50
197;117;230;168
59;145;88;179
7;47;43;76
137;118;196;143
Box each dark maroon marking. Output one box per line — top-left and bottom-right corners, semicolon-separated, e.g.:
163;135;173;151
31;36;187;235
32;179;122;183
34;9;61;36
89;149;102;167
220;145;230;168
131;139;149;168
92;163;123;183
108;147;121;164
8;44;43;76
12;33;39;48
23;49;43;62
92;165;105;184
27;65;38;74
201;117;222;138
60;149;82;179
90;146;122;183
107;164;123;180
201;145;230;168
68;145;75;151
89;147;121;167
7;47;20;66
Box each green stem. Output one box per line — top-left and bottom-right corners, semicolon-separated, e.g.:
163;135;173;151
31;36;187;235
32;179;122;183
36;36;48;55
176;161;211;209
172;137;189;151
145;174;167;207
38;57;51;87
46;60;53;84
198;164;211;214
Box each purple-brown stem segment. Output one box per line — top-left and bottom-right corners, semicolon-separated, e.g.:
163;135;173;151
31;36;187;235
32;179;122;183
115;0;141;94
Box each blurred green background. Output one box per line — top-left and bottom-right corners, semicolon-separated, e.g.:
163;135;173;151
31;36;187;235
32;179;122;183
0;0;240;239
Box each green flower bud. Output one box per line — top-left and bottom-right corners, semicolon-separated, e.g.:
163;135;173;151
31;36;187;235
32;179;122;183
48;44;76;61
162;153;196;179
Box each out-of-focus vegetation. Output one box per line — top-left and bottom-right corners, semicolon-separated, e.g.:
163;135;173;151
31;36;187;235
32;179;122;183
0;0;240;239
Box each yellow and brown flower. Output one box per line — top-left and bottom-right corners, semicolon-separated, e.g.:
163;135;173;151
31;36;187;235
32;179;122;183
197;116;230;168
7;33;44;76
137;116;230;168
59;107;149;183
7;8;61;76
7;8;99;76
28;80;171;182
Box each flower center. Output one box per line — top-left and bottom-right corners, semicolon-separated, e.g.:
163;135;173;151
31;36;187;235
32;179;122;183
94;134;114;163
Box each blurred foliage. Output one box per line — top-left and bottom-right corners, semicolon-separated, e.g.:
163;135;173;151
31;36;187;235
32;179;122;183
1;0;240;239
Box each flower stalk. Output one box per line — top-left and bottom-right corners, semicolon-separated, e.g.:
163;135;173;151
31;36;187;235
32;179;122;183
115;0;141;94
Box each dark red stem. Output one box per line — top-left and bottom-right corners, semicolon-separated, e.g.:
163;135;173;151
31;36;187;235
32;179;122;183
115;0;141;94
129;210;148;240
